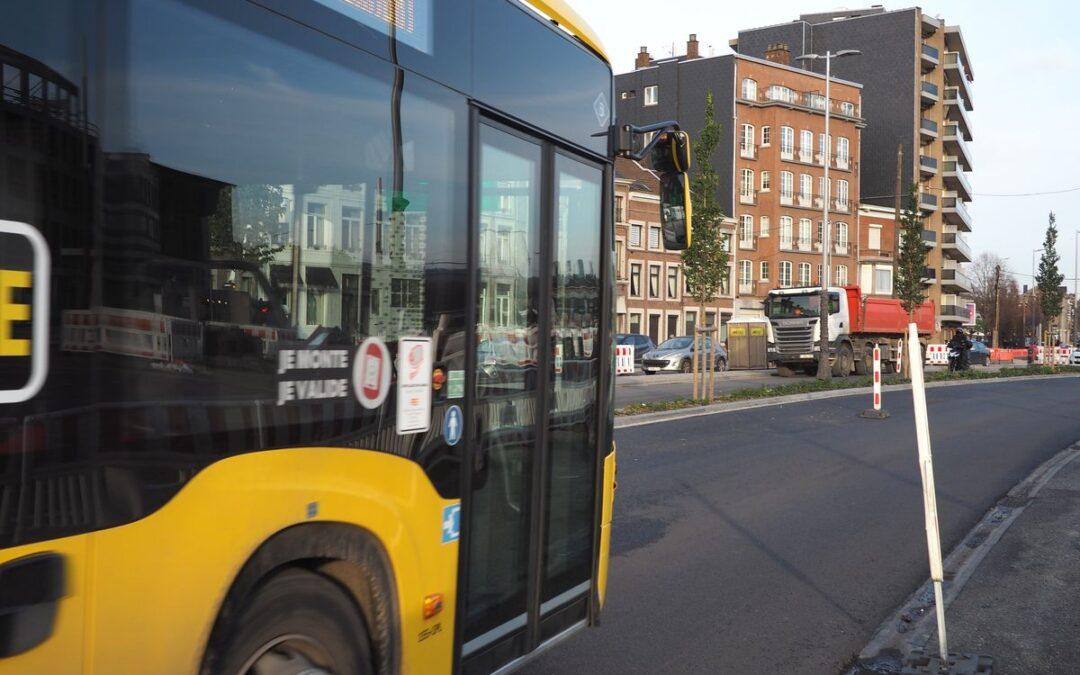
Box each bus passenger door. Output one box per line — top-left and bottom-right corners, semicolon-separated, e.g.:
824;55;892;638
460;119;604;673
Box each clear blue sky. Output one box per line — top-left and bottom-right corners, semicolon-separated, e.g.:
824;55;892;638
573;1;1080;289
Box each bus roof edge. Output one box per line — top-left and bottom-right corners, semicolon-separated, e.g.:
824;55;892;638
522;0;609;62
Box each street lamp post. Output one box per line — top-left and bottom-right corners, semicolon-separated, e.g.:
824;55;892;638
796;49;860;379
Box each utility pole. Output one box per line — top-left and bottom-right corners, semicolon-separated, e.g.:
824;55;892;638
992;264;1001;349
893;143;903;298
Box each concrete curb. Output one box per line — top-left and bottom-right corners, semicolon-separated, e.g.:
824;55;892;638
615;373;1080;430
849;439;1080;673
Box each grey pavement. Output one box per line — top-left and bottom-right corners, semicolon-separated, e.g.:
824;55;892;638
521;377;1080;674
929;451;1080;674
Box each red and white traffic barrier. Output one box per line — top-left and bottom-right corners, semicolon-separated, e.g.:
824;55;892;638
615;345;635;375
925;344;948;366
860;343;890;419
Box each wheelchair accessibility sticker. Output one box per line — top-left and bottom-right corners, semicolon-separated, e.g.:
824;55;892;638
441;503;460;544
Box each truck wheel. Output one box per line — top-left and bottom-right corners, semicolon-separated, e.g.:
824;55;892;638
212;568;375;675
854;346;873;376
832;343;853;378
776;365;796;377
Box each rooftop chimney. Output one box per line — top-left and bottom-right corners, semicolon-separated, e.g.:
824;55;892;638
764;42;791;66
686;34;700;59
635;45;651;69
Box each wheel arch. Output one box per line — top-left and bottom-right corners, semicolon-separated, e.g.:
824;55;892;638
200;521;400;675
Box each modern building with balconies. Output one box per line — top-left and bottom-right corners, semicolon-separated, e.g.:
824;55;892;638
733;6;976;340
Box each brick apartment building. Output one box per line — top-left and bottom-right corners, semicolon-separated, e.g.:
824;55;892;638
733;6;976;340
614;157;735;344
616;37;870;320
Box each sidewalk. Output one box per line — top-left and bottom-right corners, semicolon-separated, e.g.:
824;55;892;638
929;451;1080;673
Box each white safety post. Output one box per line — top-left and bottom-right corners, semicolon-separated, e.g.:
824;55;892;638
872;344;882;412
907;323;948;660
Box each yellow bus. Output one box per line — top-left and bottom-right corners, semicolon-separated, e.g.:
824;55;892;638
0;1;687;673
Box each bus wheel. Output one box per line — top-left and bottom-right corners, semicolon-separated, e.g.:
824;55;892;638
217;568;374;675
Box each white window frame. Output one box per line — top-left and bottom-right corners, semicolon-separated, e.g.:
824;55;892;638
836;221;849;248
648;225;662;251
836;264;849;286
760;260;770;281
875;265;893;295
666;264;680;300
836;179;849;212
799;130;813;162
629;262;643;298
798;262;812;286
740;124;756;158
837;137;850;169
629;222;643;248
799;174;812;205
868;224;882;250
798;218;812;251
759;215;770;237
761;126;771;146
739;215;754;248
780;171;794;204
780;127;794;159
779;261;793;288
779;216;793;249
740;168;755;203
741;78;757;100
760;171;771;192
739;259;753;285
648;263;662;299
643;85;658;106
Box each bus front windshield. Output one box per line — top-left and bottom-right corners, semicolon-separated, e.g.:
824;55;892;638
765;293;840;319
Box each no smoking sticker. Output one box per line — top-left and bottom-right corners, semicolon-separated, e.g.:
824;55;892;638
353;337;392;409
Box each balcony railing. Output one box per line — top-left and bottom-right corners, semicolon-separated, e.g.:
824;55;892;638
834;198;850;213
780;193;794;206
834;242;850;256
779;238;794;251
798;148;813;163
941;232;972;261
941;266;973;292
922;229;937;246
942;161;973;200
739;236;755;250
797;238;813;252
740;144;757;159
921;80;940;98
923;267;937;282
942;196;973;231
919;154;938;175
919;191;939;211
798;194;812;208
922;43;940;61
940;304;971;322
739;190;757;205
744;89;862;119
920;117;938;144
942;124;973;170
738;282;755;295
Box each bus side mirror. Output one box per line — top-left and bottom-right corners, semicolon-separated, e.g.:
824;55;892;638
651;131;693;251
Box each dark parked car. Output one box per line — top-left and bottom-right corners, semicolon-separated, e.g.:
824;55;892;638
616;333;656;369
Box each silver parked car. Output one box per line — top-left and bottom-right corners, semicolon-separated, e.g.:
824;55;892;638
641;336;727;374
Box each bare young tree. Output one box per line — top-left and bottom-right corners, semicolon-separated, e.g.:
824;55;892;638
969;252;1010;343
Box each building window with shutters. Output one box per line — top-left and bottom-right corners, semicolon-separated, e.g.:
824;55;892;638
629;223;643;248
648;225;661;250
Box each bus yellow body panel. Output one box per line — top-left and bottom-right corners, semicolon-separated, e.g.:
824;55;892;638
596;448;616;608
0;448;458;675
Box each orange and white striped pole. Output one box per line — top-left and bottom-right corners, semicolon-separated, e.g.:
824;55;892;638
860;343;890;419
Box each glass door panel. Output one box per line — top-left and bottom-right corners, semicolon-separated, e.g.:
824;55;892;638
463;124;541;651
542;155;602;605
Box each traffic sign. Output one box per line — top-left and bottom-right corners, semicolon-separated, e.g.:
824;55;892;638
353;337;391;409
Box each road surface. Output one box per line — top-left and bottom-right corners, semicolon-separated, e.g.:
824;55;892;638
522;377;1080;674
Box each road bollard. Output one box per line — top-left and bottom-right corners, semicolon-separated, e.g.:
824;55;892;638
860;344;890;419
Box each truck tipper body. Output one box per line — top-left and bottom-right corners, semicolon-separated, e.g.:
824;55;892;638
766;285;934;376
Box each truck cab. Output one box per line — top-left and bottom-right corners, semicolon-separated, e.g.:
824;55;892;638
765;287;850;375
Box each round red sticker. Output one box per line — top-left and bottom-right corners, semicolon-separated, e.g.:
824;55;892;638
353;337;392;409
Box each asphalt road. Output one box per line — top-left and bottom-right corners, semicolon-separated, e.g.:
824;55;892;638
615;370;776;406
521;377;1080;674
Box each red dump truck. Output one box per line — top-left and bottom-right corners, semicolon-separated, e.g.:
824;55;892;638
765;285;935;376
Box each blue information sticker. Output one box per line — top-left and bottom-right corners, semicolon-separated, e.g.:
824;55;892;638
443;404;463;446
441;503;461;544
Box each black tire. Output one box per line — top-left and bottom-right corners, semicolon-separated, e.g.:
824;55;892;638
854;346;872;376
213;568;374;675
681;359;692;374
715;357;728;372
644;369;655;375
776;365;796;377
832;343;853;378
